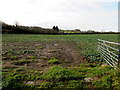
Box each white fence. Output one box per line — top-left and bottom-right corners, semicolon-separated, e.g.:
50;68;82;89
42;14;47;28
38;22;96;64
98;39;120;69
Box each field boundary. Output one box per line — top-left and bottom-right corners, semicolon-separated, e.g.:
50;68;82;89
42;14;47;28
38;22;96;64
98;39;120;69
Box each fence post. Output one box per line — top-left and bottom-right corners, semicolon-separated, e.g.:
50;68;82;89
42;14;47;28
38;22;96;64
118;49;120;68
98;39;120;69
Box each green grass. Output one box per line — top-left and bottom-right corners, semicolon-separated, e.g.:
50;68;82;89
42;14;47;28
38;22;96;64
39;64;119;88
2;34;119;43
92;70;120;89
2;34;120;89
3;34;119;61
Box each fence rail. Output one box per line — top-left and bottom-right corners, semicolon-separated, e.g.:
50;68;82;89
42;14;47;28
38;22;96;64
98;39;120;69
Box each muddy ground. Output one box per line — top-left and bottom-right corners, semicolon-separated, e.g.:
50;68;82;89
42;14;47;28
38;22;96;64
2;41;85;72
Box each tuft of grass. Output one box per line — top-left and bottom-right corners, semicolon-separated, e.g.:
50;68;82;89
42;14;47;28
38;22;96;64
93;75;113;88
3;50;18;55
38;80;84;88
66;80;83;88
26;56;36;59
87;66;113;77
38;82;55;88
12;59;38;65
10;56;18;60
38;46;44;49
41;56;48;60
2;73;36;90
41;66;84;81
47;57;59;64
20;50;35;54
14;68;25;72
2;74;25;90
2;57;8;60
49;49;58;53
79;63;98;68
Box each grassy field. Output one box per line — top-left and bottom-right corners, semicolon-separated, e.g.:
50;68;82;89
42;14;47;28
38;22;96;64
2;34;120;89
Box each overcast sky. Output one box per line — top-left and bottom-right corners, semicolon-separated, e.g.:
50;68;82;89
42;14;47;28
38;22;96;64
0;0;119;32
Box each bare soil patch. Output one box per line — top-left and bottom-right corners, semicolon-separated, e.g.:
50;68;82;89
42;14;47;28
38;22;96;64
2;41;84;71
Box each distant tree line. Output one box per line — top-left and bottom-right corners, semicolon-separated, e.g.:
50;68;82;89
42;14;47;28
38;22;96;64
2;22;119;34
62;29;120;34
2;22;59;34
